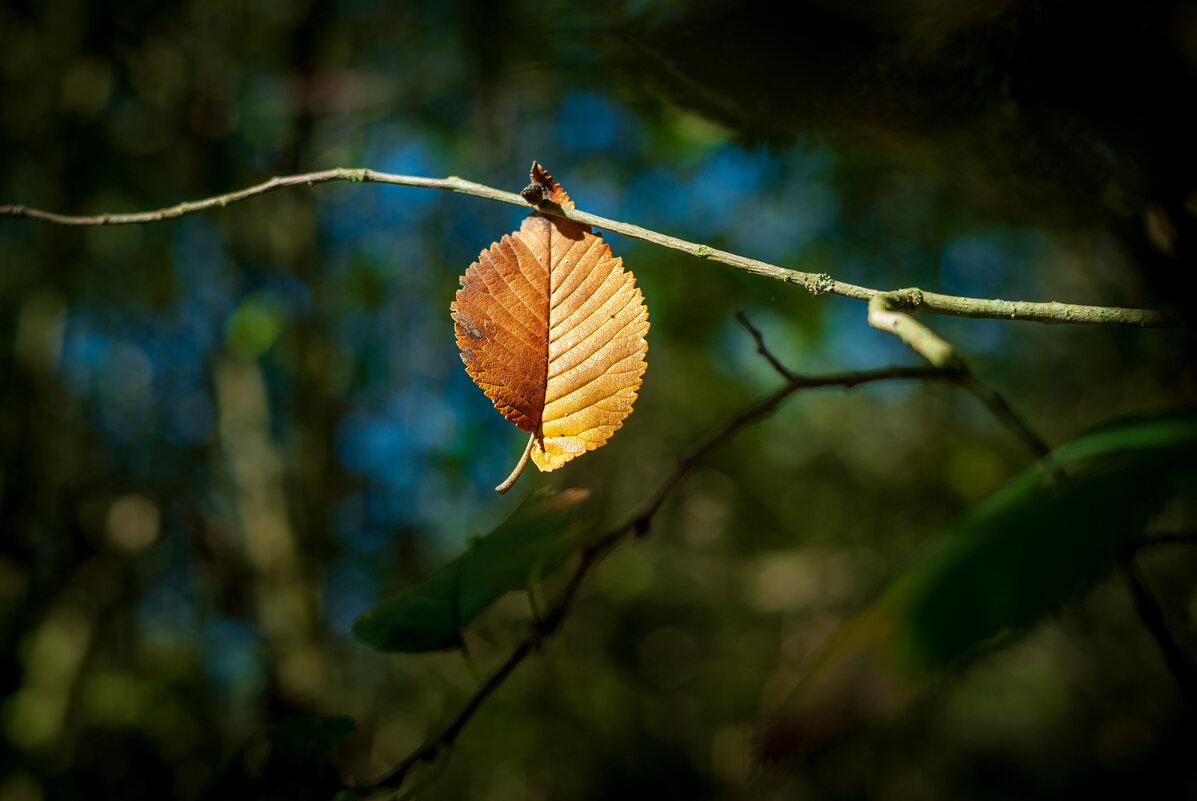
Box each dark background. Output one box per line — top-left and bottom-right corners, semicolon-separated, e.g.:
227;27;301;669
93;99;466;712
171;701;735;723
1;1;1195;799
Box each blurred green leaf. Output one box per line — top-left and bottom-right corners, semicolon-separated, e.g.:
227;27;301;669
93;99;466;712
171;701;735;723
1053;410;1197;465
762;409;1197;762
224;291;286;359
352;488;592;653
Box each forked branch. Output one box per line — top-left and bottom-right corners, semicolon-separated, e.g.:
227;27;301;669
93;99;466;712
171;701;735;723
347;324;957;798
868;291;1052;460
866;296;1196;708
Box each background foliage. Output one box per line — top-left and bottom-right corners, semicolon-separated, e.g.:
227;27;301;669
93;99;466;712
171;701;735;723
1;1;1195;799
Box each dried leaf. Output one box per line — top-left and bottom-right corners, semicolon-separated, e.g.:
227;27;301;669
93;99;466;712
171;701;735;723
451;163;649;492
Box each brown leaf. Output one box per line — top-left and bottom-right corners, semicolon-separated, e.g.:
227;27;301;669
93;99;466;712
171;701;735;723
451;162;649;492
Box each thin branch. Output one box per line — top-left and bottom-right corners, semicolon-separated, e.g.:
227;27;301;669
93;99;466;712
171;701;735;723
868;284;1194;706
2;169;1183;327
349;352;957;798
1122;558;1197;712
868;291;1052;460
736;311;795;381
955;372;1052;462
868;292;962;369
343;311;1187;798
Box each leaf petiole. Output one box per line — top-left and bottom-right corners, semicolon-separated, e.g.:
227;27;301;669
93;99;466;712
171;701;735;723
526;584;544;624
458;639;483;684
495;432;536;494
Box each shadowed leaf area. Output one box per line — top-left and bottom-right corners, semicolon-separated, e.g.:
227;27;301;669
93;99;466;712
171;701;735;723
352;488;592;652
762;410;1197;762
193;715;354;801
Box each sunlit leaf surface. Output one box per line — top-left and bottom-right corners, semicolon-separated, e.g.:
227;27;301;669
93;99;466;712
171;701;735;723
452;163;649;479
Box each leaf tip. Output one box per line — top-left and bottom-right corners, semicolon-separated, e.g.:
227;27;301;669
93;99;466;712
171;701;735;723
527;161;572;207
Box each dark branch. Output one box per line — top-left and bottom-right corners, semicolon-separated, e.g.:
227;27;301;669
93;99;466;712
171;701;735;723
347;333;957;798
736;311;796;381
1122;558;1197;712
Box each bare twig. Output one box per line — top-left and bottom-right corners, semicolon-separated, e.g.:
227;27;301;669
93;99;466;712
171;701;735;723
868;283;1195;705
348;337;957;798
736;311;796;381
868;292;1194;709
1122;559;1197;712
955;373;1052;461
868;291;963;369
868;291;1052;460
2;169;1183;327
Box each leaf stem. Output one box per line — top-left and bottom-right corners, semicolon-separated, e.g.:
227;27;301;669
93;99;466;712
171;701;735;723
2;169;1184;327
495;432;536;494
525;586;544;624
458;638;484;685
